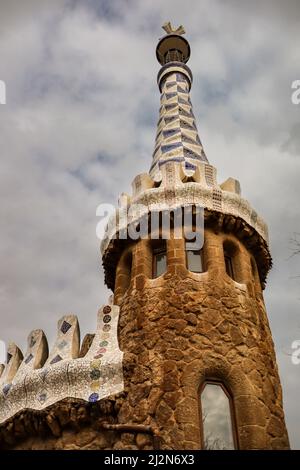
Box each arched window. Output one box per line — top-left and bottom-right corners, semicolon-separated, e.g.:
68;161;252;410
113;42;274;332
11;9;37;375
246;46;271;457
115;249;133;304
199;381;237;450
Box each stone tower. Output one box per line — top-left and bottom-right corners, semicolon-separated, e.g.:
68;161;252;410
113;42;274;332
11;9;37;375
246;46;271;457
102;24;290;450
0;24;289;450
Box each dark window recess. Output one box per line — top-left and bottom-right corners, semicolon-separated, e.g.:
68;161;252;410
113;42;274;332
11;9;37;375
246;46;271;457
183;175;195;183
164;49;184;64
225;255;234;279
187;249;203;273
153;248;167;278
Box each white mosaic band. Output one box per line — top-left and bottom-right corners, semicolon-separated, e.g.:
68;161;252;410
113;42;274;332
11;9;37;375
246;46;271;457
0;299;124;424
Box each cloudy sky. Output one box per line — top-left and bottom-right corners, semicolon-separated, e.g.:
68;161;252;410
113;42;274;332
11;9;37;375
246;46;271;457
0;0;299;448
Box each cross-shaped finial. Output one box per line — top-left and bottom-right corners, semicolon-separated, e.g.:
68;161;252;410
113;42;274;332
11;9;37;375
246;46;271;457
162;22;185;36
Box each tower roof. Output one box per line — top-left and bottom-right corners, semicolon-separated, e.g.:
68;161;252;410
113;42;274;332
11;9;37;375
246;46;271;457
150;24;208;178
101;23;271;290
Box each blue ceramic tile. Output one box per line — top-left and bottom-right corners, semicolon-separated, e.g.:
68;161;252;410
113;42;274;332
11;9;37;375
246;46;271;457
177;85;187;93
159;157;184;166
88;392;99;403
165;92;177;100
180;119;195;131
25;353;33;364
178;96;189;104
166;81;177;88
182;134;198;145
183;147;202;160
163;128;180;138
61;321;72;334
185;161;197;170
165;103;178;112
161;142;182;153
50;354;63;365
179;106;193;118
176;73;186;83
3;384;11;396
164;115;178;124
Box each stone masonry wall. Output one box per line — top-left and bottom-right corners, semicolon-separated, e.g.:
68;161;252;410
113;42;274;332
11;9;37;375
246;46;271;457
1;228;289;450
116;228;290;449
0;397;156;450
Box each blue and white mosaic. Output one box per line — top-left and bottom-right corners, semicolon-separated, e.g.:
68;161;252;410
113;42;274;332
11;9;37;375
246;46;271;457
150;71;208;178
0;299;123;424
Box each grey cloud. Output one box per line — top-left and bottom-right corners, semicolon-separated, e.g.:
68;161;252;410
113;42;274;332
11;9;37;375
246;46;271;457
0;0;66;33
282;123;300;156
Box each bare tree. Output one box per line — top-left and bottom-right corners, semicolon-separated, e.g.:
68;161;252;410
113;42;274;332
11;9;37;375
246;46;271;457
289;232;300;263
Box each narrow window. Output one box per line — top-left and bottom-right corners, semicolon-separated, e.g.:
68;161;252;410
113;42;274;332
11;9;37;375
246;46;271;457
153;246;167;278
223;240;238;281
224;255;234;279
200;381;236;450
186;249;204;273
185;231;205;273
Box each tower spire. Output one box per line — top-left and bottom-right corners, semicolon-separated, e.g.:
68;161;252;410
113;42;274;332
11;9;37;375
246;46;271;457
150;23;208;177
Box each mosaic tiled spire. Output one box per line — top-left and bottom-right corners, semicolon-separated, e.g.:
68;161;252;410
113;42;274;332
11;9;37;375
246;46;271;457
150;25;208;177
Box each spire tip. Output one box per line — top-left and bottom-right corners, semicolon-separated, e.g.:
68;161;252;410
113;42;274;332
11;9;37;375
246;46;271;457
162;22;185;36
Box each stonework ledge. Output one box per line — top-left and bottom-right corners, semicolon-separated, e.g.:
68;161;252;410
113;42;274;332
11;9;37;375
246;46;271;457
0;395;159;450
100;162;271;290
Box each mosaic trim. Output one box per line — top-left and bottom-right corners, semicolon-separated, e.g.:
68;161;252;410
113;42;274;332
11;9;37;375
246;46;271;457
212;189;223;211
0;302;123;424
205;165;215;187
101;160;269;256
150;70;208;177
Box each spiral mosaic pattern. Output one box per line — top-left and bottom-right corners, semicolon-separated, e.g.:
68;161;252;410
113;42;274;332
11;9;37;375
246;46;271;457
150;71;208;177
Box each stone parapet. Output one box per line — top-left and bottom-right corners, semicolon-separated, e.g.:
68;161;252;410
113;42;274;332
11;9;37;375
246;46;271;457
101;161;271;290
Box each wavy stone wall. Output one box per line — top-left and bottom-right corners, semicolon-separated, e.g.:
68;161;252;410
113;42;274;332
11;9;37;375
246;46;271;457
150;70;208;177
0;300;124;424
116;232;290;450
